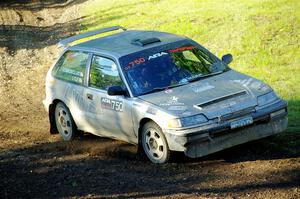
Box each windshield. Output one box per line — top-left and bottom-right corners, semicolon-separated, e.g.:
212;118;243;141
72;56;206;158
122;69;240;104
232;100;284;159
119;41;229;96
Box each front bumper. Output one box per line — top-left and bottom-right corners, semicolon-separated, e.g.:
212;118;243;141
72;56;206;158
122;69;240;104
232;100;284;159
164;100;288;158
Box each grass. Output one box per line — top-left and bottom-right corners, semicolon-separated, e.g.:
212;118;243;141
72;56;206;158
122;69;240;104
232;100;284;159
81;0;300;152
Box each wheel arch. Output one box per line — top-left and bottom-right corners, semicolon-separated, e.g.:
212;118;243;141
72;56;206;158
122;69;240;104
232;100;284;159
138;118;154;146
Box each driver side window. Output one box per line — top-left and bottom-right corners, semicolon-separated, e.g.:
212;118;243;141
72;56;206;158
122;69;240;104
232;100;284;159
89;55;123;90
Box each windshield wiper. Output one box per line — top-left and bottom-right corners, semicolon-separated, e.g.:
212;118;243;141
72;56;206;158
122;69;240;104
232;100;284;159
141;82;189;95
168;82;189;88
188;71;223;83
141;87;167;95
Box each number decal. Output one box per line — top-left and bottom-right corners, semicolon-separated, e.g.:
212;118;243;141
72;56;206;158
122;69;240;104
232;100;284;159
101;98;123;112
124;57;145;70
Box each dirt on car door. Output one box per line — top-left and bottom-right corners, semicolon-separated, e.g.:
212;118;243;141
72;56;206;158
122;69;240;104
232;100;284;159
83;87;136;143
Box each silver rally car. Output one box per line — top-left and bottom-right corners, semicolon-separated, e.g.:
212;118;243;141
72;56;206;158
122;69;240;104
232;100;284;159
43;26;288;163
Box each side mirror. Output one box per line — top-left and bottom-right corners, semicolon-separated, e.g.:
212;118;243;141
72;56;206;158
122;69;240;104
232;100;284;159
107;86;127;96
222;54;233;65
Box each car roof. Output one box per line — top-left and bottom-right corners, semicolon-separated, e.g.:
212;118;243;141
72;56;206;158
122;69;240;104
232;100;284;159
71;30;187;58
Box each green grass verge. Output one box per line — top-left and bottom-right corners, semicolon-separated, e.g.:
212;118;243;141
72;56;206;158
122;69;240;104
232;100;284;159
81;0;300;154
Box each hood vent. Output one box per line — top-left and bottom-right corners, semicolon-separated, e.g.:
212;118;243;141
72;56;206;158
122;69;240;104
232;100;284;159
131;37;161;46
196;90;247;108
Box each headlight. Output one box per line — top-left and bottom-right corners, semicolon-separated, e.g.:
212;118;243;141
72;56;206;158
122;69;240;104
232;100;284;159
180;114;208;127
167;114;208;128
257;91;278;106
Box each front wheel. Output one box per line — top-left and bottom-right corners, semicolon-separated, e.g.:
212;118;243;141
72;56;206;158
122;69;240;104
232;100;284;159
54;102;77;141
141;122;170;164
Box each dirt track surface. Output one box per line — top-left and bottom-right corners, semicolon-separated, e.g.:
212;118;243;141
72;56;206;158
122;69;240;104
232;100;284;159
0;1;299;198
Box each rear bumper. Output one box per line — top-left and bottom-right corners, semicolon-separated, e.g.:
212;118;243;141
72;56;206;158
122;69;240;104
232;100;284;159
163;100;288;157
42;99;49;112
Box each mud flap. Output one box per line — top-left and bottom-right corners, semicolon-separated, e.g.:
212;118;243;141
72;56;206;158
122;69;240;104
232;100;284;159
49;104;58;134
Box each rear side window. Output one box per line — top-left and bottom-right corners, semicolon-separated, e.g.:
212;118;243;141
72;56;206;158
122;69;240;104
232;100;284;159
89;55;123;90
53;51;89;84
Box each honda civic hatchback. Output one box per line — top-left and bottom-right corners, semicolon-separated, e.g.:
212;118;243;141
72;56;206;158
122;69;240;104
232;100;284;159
43;26;288;163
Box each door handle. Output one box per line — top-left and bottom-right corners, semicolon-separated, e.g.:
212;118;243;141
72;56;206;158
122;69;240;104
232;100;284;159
87;93;93;100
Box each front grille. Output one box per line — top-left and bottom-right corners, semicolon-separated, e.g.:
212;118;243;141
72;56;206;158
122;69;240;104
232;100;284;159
220;107;255;121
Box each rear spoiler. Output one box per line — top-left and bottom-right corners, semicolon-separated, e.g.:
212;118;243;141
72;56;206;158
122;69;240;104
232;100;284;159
58;26;127;47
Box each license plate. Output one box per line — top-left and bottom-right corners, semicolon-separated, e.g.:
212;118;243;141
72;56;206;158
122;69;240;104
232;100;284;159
230;116;253;129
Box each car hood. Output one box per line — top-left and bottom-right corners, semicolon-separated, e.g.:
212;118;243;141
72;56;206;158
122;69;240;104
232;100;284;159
138;70;272;119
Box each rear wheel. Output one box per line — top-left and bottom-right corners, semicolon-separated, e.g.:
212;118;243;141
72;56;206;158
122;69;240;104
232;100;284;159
141;122;170;164
54;102;77;141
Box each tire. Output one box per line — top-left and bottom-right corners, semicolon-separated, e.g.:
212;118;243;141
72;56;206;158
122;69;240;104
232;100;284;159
141;122;170;164
54;102;77;141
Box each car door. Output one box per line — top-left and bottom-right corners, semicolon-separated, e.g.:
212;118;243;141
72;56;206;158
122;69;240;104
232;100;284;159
83;54;135;143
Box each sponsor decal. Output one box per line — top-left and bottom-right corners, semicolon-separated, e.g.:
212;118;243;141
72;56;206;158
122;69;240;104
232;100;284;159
146;107;157;115
160;96;185;106
63;85;84;110
63;85;72;101
87;101;97;114
170;96;178;103
65;53;76;61
148;52;168;60
124;52;168;70
61;68;83;77
72;89;84;108
101;98;123;112
190;82;215;93
164;89;173;94
231;78;268;91
168;105;187;111
231;78;252;87
168;46;196;53
181;111;192;117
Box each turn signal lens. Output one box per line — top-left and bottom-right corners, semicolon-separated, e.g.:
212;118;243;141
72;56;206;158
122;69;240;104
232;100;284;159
167;119;182;128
